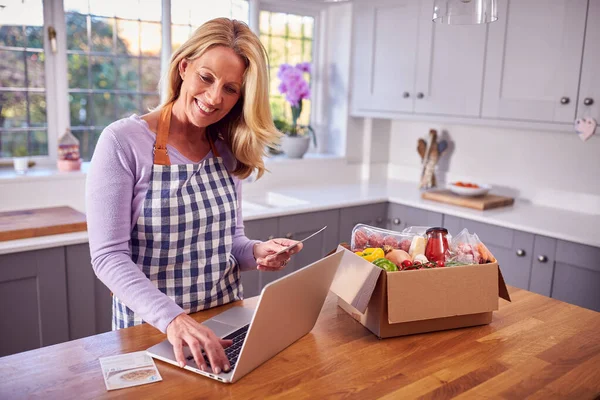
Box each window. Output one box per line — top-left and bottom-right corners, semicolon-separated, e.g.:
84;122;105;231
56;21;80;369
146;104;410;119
259;10;314;127
0;0;47;158
64;0;163;160
171;0;248;51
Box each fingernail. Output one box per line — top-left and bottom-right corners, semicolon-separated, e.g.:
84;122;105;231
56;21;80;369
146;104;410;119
200;365;206;371
224;364;231;372
214;367;221;374
179;361;185;368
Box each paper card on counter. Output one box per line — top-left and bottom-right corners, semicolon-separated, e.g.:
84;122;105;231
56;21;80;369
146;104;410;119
99;351;162;391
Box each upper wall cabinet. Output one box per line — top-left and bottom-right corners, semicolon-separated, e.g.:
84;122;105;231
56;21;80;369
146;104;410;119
481;0;588;123
351;0;487;118
577;0;599;122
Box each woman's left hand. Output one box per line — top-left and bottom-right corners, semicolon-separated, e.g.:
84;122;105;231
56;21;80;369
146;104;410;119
253;239;303;271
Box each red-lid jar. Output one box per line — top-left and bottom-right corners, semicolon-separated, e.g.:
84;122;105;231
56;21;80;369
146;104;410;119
424;227;449;266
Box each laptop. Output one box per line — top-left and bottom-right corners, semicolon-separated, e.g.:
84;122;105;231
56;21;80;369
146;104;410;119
146;248;344;383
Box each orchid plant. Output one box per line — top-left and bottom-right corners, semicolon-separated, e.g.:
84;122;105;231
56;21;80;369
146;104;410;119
275;62;316;147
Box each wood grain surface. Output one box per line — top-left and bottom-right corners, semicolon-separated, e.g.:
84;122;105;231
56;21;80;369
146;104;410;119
0;287;599;399
421;190;515;211
0;206;87;241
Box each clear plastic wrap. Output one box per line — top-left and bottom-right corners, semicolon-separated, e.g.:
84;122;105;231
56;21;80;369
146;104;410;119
447;228;496;264
351;224;416;252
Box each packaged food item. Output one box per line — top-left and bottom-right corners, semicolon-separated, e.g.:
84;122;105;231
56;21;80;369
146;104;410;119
351;224;415;253
57;128;82;171
408;236;427;259
424;227;450;265
447;229;495;264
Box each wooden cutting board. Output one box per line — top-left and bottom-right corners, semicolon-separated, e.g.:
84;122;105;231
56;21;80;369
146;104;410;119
0;206;87;242
421;190;515;210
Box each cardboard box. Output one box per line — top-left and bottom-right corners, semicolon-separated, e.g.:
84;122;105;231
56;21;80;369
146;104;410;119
329;246;511;339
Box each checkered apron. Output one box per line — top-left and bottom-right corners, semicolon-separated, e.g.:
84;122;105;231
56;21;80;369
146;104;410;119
112;102;242;329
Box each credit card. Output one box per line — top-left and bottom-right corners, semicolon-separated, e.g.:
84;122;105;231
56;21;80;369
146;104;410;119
274;226;327;256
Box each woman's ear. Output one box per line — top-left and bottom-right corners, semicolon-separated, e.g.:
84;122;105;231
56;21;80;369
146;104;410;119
178;59;189;80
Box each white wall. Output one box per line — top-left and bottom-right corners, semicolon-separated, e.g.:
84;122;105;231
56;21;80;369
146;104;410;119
387;120;600;212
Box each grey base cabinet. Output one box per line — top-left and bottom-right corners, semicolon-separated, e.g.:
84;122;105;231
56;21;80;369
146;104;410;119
242;217;278;298
0;247;69;357
339;203;388;244
387;203;444;231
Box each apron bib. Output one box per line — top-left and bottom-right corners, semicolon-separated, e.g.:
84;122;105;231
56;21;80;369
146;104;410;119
113;103;242;329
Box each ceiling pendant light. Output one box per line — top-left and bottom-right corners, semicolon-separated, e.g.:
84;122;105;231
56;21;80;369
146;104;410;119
432;0;498;25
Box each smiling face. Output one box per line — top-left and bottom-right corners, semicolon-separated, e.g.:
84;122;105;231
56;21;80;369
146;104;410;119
177;45;246;129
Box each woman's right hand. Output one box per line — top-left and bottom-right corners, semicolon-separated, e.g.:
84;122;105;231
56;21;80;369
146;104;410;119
166;313;233;374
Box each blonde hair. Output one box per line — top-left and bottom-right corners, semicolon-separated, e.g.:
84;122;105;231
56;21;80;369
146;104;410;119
161;18;280;179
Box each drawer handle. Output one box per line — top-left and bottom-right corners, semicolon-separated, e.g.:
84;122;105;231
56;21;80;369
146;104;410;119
268;235;275;240
393;218;401;225
516;249;526;257
537;255;548;263
560;96;570;105
285;232;293;239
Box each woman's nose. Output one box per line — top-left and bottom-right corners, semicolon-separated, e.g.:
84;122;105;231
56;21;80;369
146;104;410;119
205;85;223;106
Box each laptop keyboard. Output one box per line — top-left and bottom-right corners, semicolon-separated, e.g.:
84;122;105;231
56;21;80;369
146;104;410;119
185;324;249;371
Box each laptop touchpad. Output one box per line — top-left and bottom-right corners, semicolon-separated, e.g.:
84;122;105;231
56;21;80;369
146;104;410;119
201;319;239;338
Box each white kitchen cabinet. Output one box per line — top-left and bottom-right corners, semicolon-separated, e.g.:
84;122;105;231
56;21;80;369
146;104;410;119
351;0;487;118
576;0;600;122
481;0;588;123
351;0;420;114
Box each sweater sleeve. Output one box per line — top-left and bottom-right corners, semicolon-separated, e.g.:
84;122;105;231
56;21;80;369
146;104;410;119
86;127;184;333
231;178;262;272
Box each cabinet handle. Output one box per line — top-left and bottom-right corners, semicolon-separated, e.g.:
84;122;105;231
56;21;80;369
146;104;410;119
583;97;594;106
403;92;410;98
376;217;383;224
393;218;401;225
537;255;548;263
285;232;293;239
268;235;274;240
560;97;570;105
416;92;424;99
516;249;526;257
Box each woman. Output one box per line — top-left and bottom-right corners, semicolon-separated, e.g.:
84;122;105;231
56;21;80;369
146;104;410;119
86;18;302;375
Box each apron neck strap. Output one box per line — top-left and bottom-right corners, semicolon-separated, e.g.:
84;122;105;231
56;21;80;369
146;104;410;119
153;102;221;165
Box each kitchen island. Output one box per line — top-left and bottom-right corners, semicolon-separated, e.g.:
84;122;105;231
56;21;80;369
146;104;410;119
1;287;599;399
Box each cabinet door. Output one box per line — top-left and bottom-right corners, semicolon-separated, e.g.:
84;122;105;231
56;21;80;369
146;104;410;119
65;244;112;339
577;0;600;121
339;203;388;244
551;240;600;312
482;0;587;123
0;248;69;356
413;0;487;117
387;203;443;231
351;0;420;114
443;215;534;290
242;218;278;298
529;235;557;297
263;210;340;287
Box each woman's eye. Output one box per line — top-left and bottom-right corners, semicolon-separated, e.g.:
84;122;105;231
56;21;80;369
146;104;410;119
200;75;212;83
225;86;238;94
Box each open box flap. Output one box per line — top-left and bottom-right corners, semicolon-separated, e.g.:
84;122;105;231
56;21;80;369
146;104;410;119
386;263;500;324
329;246;382;314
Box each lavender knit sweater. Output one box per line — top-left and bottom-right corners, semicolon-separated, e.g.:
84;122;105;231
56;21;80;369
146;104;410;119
86;115;259;333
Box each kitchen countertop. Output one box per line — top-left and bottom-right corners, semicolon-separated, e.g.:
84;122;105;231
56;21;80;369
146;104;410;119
1;179;598;255
1;288;599;399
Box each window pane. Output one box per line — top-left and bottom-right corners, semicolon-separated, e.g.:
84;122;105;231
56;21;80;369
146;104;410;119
269;36;286;66
64;0;89;14
89;0;118;18
92;92;115;128
137;0;162;22
172;25;191;51
69;93;91;127
0;26;25;47
270;13;287;36
25;26;44;49
141;59;160;92
68;53;89;88
91;56;116;90
0;50;25;87
26;52;45;88
259;11;270;35
116;57;139;90
142;95;160;112
5;131;28;157
29;93;47;127
270;97;288;122
116;19;140;55
303;40;312;62
65;12;89;51
117;94;140;119
269;67;280;96
91;16;114;53
303;17;314;39
140;22;161;56
29;130;48;156
288;14;303;38
288;39;303;65
72;129;101;161
0;91;27;128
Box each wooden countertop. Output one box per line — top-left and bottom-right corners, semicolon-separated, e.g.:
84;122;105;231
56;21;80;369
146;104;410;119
1;287;599;399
